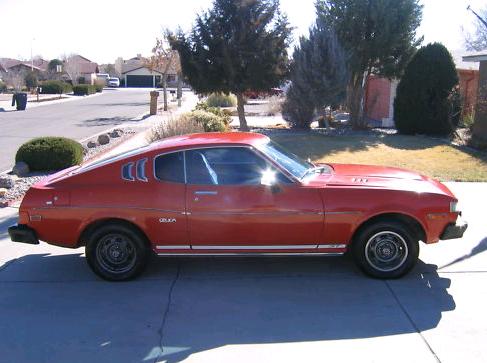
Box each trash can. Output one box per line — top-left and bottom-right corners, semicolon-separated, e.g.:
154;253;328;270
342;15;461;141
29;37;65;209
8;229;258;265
11;92;28;111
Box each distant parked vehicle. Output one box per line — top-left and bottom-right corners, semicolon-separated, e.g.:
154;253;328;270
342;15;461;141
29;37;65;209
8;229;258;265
107;77;120;88
95;73;110;85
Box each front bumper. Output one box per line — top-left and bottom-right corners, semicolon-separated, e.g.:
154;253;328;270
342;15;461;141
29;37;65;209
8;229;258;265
8;224;39;245
440;217;468;240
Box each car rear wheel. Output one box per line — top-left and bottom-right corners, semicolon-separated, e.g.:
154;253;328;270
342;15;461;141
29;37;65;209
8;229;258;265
85;224;149;281
352;221;419;279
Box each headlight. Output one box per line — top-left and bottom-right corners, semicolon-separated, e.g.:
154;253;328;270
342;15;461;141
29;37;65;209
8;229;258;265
450;200;459;213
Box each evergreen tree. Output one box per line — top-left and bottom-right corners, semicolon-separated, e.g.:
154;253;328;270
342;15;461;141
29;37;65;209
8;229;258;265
316;0;423;129
394;43;459;136
283;21;348;129
168;0;292;130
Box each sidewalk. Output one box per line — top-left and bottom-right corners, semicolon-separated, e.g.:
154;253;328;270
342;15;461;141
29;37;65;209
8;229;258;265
0;91;105;112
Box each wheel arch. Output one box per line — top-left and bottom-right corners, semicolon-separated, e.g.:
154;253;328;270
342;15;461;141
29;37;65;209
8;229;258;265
77;218;151;248
351;212;426;245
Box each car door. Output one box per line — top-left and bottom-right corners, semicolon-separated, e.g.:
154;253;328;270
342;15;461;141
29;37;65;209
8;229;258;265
185;146;324;251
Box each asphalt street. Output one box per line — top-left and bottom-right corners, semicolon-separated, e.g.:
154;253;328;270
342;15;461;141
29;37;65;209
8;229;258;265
0;182;485;362
0;88;152;172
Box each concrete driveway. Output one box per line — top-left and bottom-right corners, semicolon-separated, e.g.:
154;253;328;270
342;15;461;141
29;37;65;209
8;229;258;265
0;88;153;172
0;182;485;363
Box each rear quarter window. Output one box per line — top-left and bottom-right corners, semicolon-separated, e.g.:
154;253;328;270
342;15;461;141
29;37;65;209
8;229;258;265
154;152;185;183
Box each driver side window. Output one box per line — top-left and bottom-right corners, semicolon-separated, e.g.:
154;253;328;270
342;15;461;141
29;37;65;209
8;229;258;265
185;147;290;185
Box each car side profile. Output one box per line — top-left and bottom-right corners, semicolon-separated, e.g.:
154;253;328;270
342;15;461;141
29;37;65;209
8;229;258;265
8;132;467;281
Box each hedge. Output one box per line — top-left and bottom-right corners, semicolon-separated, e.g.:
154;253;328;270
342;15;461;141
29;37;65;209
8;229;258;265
16;137;84;171
40;81;72;95
73;84;96;96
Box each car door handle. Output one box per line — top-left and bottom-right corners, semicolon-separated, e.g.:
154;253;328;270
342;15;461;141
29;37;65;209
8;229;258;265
194;191;218;195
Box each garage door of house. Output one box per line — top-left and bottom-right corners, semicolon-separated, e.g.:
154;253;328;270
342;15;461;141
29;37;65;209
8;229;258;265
126;75;155;87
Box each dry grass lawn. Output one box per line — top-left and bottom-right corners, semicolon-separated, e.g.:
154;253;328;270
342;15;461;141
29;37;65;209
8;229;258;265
269;133;487;182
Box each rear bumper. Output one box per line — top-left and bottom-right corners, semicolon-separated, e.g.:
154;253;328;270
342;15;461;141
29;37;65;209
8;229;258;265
8;224;39;245
440;217;468;240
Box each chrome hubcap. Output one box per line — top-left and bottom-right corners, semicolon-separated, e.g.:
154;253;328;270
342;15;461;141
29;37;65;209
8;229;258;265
365;231;408;272
95;233;137;274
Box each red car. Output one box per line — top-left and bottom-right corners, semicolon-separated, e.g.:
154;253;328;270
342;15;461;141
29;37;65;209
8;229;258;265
8;132;467;281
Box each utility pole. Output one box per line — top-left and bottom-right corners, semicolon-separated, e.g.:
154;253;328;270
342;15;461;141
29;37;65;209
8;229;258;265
30;38;35;71
467;5;487;30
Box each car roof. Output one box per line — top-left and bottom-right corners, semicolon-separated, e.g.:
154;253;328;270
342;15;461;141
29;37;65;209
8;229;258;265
150;132;270;151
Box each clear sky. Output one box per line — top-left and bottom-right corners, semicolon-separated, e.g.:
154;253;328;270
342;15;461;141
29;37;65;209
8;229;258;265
0;0;485;64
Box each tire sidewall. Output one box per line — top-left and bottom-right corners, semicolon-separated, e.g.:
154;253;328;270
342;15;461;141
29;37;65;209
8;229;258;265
353;221;419;279
86;224;148;281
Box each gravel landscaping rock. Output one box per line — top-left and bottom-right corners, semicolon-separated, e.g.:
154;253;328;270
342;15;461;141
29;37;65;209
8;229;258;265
109;129;124;138
12;161;30;177
98;134;110;145
0;176;15;189
0;127;136;207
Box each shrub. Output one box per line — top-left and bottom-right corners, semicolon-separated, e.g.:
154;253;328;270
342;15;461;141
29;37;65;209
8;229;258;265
462;111;475;129
40;81;72;95
266;95;283;115
94;80;104;93
194;102;232;125
0;80;6;92
206;93;237;107
73;84;96;96
148;115;205;142
24;71;38;90
282;85;315;129
15;137;84;171
186;110;227;132
394;43;460;136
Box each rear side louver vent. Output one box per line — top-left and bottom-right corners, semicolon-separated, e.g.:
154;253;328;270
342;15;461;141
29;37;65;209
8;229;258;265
122;162;135;181
136;158;148;182
122;158;148;182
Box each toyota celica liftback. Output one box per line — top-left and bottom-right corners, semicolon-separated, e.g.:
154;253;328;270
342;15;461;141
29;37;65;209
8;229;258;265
9;132;467;281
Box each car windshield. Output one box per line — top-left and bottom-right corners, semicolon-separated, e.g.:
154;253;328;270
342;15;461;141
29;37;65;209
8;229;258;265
258;140;315;179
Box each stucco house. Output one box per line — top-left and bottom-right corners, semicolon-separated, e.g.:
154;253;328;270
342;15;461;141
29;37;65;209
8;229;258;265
121;53;180;88
0;57;45;85
63;55;99;84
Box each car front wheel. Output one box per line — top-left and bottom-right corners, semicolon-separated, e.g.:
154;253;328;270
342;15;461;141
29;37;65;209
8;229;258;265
85;223;149;281
352;221;419;279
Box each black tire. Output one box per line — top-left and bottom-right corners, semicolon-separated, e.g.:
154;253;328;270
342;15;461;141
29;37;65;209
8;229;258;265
85;223;149;281
352;221;419;279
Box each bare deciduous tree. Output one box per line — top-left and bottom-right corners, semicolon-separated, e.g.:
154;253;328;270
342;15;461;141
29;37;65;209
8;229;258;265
144;38;181;111
63;55;82;85
465;7;487;51
5;69;26;91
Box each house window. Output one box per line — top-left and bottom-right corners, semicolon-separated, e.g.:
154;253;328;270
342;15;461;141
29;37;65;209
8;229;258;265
167;75;176;83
